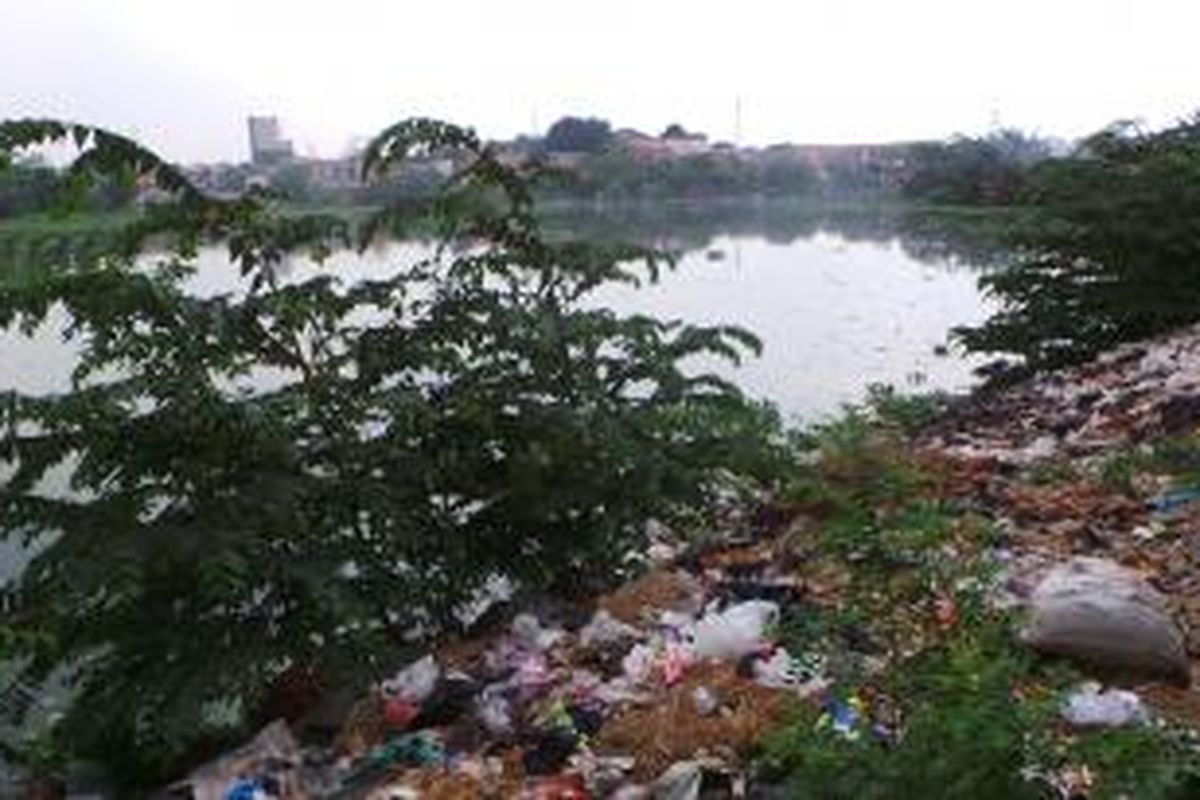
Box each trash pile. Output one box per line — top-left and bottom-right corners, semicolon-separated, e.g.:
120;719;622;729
916;325;1200;717
173;533;839;799
924;322;1200;462
170;323;1200;799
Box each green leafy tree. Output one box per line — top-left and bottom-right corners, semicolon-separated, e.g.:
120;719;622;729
902;131;1048;206
956;116;1200;377
543;116;613;153
0;160;59;218
0;118;781;784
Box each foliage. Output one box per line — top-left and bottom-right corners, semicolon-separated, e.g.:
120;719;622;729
0;117;780;784
917;129;1049;203
956;116;1200;377
767;618;1058;800
901;130;1049;206
661;123;692;139
0;156;135;220
1095;434;1200;497
542;116;614;154
1066;723;1200;799
0;160;59;218
864;384;947;437
541;149;818;201
768;614;1200;799
769;406;1200;798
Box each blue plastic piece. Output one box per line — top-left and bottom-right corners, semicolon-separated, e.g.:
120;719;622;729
224;778;263;800
1147;487;1200;512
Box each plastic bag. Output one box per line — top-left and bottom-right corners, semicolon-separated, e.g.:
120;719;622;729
621;644;657;685
512;613;567;651
692;686;719;716
477;685;514;735
580;610;642;649
661;641;693;685
1061;683;1147;727
381;655;440;704
650;761;703;800
751;647;826;691
692;601;779;661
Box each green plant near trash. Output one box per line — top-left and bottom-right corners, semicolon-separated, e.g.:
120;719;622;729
864;383;949;437
1095;434;1200;499
765;397;1200;799
766;609;1200;800
0;118;782;787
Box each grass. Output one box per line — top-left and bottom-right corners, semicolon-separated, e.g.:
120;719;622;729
1095;434;1200;496
764;392;1200;798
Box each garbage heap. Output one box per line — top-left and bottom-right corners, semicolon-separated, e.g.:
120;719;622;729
170;522;835;800
917;325;1200;720
174;323;1200;800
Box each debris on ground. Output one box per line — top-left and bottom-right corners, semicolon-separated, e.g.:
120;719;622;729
1023;556;1189;684
169;720;303;800
1061;682;1149;728
164;325;1200;798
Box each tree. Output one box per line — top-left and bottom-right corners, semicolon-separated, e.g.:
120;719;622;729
543;116;613;153
0;118;780;784
955;116;1200;377
901;131;1049;206
270;161;317;204
661;123;690;139
0;160;58;218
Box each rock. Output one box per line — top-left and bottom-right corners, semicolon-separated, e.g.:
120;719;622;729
1023;557;1189;685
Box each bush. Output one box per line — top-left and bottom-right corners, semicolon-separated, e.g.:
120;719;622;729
957;116;1200;377
767;616;1200;799
0;118;783;783
766;620;1055;800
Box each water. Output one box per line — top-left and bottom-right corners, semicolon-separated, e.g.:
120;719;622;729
0;205;1001;581
591;230;993;422
0;206;999;419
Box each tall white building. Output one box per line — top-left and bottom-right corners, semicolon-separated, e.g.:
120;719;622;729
247;116;293;165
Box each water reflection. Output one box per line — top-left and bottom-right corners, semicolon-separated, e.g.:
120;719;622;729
540;200;1012;271
0;202;1004;423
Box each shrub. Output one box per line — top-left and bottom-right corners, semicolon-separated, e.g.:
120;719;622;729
0;118;781;782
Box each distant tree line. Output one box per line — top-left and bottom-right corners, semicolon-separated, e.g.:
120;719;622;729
899;130;1053;206
540;150;819;201
543;116;614;153
0;157;136;218
955;116;1200;378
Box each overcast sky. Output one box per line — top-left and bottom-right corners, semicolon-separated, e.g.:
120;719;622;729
3;0;1198;164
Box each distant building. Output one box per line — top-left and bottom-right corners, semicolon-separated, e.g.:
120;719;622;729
613;128;671;161
660;126;710;157
247;116;294;166
613;127;711;160
305;156;361;188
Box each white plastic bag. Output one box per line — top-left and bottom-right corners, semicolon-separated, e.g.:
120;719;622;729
1061;683;1147;727
621;644;658;684
511;613;566;651
476;685;514;734
381;655;440;703
580;609;642;649
692;601;779;661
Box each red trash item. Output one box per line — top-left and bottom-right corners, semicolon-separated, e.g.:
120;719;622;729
383;696;419;729
525;775;589;799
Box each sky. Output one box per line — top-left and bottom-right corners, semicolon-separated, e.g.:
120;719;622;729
2;0;1198;164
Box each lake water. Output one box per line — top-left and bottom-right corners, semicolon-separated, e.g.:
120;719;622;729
0;205;1000;580
590;230;993;421
1;205;999;420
